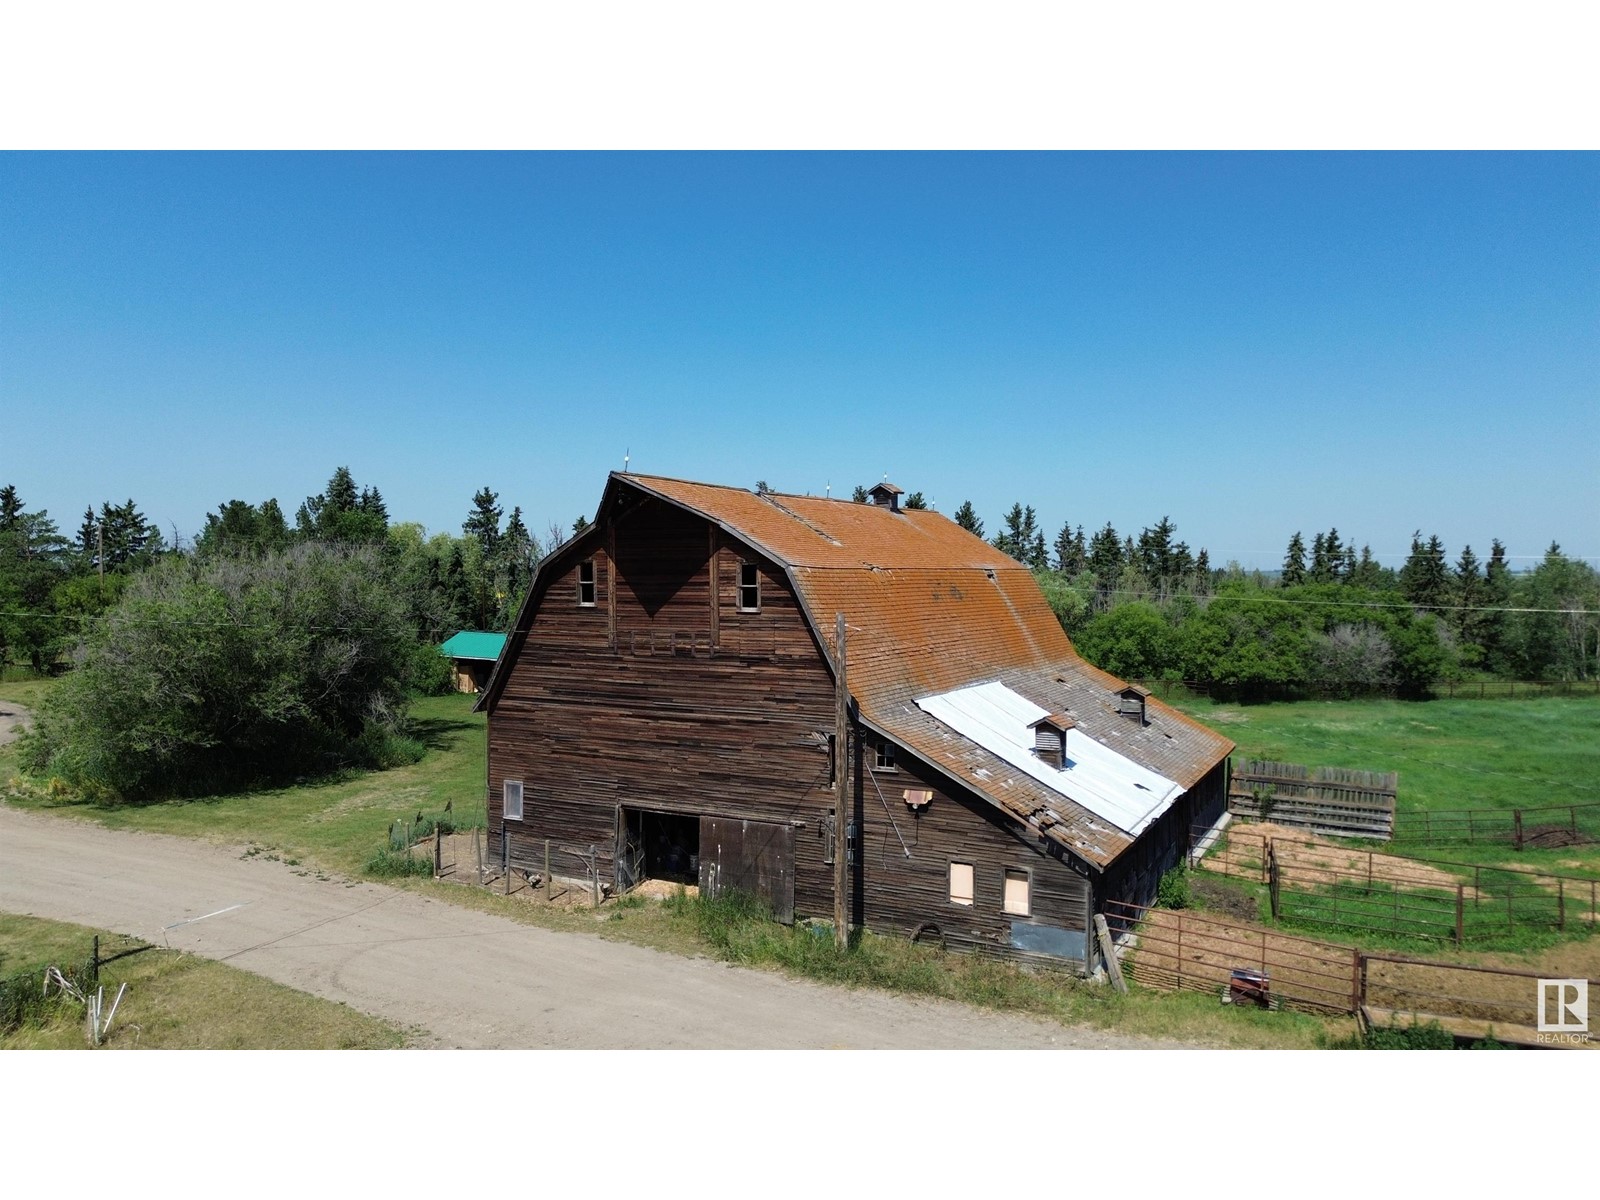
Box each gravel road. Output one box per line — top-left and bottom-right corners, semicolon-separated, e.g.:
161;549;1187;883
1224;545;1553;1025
0;805;1187;1049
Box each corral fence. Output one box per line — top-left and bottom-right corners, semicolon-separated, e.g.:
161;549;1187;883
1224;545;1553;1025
497;832;606;906
1191;827;1600;946
1104;900;1599;1045
1391;801;1600;850
1228;759;1396;839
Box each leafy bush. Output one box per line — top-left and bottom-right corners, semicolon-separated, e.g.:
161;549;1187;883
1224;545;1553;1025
1155;864;1191;910
1329;1018;1456;1050
19;544;420;800
408;641;456;696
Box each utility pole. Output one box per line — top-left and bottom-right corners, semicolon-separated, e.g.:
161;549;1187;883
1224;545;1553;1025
833;612;851;951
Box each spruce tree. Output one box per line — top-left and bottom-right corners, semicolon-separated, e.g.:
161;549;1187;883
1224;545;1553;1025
1309;532;1329;583
903;491;928;510
464;487;503;558
1454;543;1484;651
953;501;984;538
1282;532;1307;586
851;485;868;504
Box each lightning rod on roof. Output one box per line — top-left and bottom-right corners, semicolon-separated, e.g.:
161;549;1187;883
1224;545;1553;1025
623;449;630;473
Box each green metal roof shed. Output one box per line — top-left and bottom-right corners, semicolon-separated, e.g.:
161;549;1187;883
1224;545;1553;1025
439;631;507;662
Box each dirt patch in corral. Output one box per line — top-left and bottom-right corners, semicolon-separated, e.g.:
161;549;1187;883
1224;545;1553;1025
1127;908;1357;1015
1210;822;1472;894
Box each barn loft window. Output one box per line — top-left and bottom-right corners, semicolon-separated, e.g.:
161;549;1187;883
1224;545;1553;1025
949;862;974;906
874;741;896;771
738;562;760;611
578;560;597;606
503;779;524;821
1003;868;1031;916
1118;684;1149;724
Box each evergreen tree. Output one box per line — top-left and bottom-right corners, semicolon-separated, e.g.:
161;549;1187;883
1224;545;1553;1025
572;515;592;536
297;467;387;543
1340;541;1358;581
903;491;928;510
1401;531;1450;611
1282;532;1307;586
0;485;22;532
1350;545;1383;590
851;485;868;504
1086;523;1124;601
1136;516;1177;584
1480;539;1512;671
1193;548;1212;595
1053;521;1085;575
1324;528;1345;578
1309;531;1329;583
1028;530;1048;570
463;486;503;558
953;501;984;538
1453;544;1484;657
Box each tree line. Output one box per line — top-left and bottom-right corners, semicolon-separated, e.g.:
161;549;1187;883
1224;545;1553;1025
938;497;1599;696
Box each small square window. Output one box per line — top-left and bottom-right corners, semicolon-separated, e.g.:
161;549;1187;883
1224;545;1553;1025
874;742;896;771
949;862;974;906
503;779;524;821
738;562;760;611
1003;868;1031;916
578;560;596;606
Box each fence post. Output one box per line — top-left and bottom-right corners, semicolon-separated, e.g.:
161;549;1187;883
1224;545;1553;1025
590;844;600;908
434;824;442;878
1268;845;1281;920
91;935;100;985
544;839;552;903
1176;914;1183;991
1558;879;1565;931
1350;948;1361;1015
1367;851;1373;894
1455;885;1464;946
1514;809;1523;851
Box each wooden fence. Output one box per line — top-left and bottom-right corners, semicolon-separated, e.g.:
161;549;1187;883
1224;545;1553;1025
1131;678;1600;702
1228;759;1396;839
1391;801;1600;850
1192;827;1600;945
1104;900;1599;1046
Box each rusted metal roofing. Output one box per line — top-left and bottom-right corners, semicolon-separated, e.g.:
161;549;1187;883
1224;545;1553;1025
591;474;1234;869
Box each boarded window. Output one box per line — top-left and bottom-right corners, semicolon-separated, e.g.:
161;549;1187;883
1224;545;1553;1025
739;562;760;611
1003;869;1031;916
503;779;524;821
949;862;974;906
875;742;896;770
578;560;596;606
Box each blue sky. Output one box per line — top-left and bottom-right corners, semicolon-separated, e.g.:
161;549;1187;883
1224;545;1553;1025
3;152;1595;567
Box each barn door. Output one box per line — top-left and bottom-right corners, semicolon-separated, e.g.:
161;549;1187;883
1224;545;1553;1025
614;806;644;893
698;816;796;924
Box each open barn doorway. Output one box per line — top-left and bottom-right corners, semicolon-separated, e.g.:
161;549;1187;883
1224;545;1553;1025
615;808;700;892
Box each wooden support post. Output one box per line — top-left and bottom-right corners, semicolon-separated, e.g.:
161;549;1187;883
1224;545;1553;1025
1454;885;1464;946
544;840;552;904
591;845;600;908
833;612;851;953
1513;809;1523;850
1093;914;1127;994
92;935;100;985
1350;948;1361;1014
434;824;442;878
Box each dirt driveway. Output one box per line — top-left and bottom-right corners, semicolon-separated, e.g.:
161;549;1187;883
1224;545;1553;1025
0;806;1185;1050
0;701;29;748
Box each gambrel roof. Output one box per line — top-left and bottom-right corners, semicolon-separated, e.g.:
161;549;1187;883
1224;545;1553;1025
482;473;1233;870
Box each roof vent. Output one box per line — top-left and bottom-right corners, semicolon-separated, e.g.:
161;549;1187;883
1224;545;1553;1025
1117;685;1150;725
1027;712;1076;769
867;482;903;513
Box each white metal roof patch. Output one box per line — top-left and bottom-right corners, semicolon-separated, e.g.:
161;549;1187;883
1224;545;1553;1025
915;680;1183;836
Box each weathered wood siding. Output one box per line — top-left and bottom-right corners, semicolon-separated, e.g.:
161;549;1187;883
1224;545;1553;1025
853;741;1092;960
1098;759;1228;912
488;499;840;915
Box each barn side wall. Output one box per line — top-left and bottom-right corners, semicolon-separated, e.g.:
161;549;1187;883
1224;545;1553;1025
1097;758;1228;913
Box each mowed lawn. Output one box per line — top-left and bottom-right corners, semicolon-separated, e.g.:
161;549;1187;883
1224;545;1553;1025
1;685;486;878
0;911;406;1049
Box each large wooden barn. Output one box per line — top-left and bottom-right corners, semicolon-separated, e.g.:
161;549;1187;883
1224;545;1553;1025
477;473;1233;969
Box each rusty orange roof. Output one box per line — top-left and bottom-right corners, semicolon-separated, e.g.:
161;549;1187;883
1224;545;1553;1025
622;473;1234;869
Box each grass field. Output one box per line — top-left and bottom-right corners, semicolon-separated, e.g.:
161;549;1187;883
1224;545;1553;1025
2;686;486;877
0;911;406;1049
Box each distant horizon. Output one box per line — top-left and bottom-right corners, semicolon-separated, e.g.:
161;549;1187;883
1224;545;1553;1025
6;152;1596;570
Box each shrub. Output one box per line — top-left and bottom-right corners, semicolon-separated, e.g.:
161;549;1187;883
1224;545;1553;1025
1155;864;1190;910
19;544;420;800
